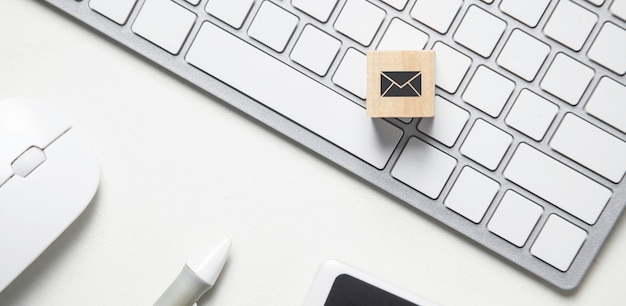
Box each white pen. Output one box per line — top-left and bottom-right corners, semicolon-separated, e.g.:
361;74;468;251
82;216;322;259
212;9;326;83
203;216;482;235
154;237;232;306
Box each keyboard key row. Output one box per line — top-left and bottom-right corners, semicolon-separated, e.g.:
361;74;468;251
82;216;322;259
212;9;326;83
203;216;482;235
186;22;403;170
431;160;589;273
550;114;626;183
443;169;588;273
396;126;594;274
499;0;623;75
82;0;626;286
504;143;611;225
102;0;626;164
94;0;624;112
489;189;588;272
500;0;626;76
102;0;626;189
93;0;626;81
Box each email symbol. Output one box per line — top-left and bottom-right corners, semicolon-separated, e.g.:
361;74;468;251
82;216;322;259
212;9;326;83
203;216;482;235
380;71;422;97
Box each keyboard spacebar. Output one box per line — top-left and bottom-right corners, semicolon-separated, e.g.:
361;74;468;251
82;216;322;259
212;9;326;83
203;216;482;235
185;22;402;169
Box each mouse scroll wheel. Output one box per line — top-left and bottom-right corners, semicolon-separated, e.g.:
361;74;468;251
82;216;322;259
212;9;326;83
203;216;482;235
11;146;47;178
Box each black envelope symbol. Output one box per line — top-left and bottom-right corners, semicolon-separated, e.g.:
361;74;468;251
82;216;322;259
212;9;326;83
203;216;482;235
380;71;422;97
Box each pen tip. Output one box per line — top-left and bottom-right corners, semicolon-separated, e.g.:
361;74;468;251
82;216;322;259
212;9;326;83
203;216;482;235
186;237;232;286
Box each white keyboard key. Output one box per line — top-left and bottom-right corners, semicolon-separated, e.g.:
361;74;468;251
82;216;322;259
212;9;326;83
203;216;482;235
205;0;255;29
531;215;587;272
550;114;626;183
290;25;341;76
586;0;605;6
377;18;429;51
585;77;626;133
89;0;138;25
391;137;457;199
410;0;462;34
432;42;472;94
418;96;469;147
488;191;543;247
380;0;408;10
248;1;299;52
463;65;515;117
132;0;196;54
543;0;597;51
332;48;366;99
611;0;626;21
453;5;506;57
504;143;611;224
445;167;500;223
499;0;550;28
497;29;550;81
187;22;403;169
505;89;558;141
292;0;339;23
540;53;594;105
461;119;512;170
588;22;626;75
334;0;385;46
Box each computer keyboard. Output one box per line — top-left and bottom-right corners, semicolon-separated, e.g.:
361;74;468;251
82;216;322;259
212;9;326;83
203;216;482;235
42;0;626;290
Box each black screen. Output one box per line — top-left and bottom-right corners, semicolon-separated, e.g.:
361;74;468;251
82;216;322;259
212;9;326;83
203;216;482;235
324;274;419;306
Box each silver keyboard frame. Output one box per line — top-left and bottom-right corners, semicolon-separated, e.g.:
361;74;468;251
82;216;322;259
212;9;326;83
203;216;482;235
41;0;626;290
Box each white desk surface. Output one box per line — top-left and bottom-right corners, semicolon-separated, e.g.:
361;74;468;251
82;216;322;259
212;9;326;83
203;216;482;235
1;1;625;305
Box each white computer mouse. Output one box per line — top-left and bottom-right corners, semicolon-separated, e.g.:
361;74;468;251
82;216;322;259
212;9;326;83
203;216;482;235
0;97;100;292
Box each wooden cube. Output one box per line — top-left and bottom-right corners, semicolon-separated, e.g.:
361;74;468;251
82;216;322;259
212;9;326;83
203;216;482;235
366;50;435;118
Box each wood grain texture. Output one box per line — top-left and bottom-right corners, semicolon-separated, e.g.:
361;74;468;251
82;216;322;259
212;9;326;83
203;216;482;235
366;50;435;118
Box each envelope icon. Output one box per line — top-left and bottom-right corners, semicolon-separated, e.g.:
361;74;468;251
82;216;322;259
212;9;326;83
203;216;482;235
380;71;422;97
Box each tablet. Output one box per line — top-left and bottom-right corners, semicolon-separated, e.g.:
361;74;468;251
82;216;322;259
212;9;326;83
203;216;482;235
304;260;439;306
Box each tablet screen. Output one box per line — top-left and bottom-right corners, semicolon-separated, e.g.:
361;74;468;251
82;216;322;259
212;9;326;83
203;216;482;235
324;274;419;306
